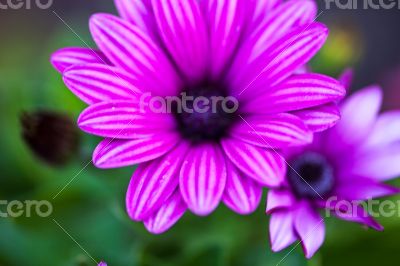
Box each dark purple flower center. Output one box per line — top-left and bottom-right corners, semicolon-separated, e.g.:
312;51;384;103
287;152;334;199
173;81;238;143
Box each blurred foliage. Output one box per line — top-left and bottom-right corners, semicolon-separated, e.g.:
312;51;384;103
0;4;400;266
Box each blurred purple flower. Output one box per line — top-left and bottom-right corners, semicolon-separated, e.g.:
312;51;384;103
98;262;107;266
51;0;345;233
267;84;400;258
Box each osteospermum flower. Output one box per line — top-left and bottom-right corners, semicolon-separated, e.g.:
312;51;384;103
51;0;345;233
267;84;400;258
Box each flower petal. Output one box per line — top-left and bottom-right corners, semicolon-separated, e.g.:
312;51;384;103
63;64;142;105
330;86;383;147
350;144;400;182
179;144;227;216
266;189;296;214
363;111;400;148
326;200;383;231
114;0;156;36
335;177;400;200
202;0;246;77
221;138;286;187
294;203;325;259
231;114;312;148
51;47;109;73
291;103;341;132
93;133;180;168
242;73;345;114
78;101;175;139
90;13;180;95
248;0;281;28
223;160;262;215
143;189;187;234
269;210;297;252
152;0;209;82
246;0;316;56
338;68;354;91
126;142;190;220
229;23;328;100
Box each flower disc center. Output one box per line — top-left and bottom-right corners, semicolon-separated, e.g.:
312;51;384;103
288;152;334;199
173;82;238;143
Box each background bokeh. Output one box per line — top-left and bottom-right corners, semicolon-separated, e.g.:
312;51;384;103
0;1;400;265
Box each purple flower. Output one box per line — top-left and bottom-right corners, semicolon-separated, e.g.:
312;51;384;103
267;85;400;258
98;262;107;266
51;0;345;233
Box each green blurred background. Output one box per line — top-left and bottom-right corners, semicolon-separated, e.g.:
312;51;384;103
0;1;400;265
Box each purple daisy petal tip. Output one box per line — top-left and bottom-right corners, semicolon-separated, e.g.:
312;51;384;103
143;190;186;234
338;68;354;90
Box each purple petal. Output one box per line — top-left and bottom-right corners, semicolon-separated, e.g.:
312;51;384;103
292;103;341;132
246;0;316;56
202;0;246;77
294;203;325;259
78;101;175;139
51;47;109;73
89;14;180;95
229;23;328;100
114;0;156;36
231;114;312;148
269;210;297;252
329;86;383;147
152;0;209;82
363;111;400;148
338;68;354;91
335;177;400;200
266;189;296;214
143;189;187;234
126;142;190;220
221;138;286;187
179;144;227;216
351;144;400;182
63;64;142;105
223;160;262;215
248;0;281;30
242;74;345;114
93;133;180;168
326;200;383;231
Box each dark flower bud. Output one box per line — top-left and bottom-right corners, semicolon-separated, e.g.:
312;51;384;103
21;110;80;166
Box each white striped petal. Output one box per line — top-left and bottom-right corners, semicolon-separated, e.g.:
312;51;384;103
152;0;209;82
90;14;180;96
231;114;312;148
179;144;227;216
144;190;187;234
51;47;108;73
223;160;262;214
126;142;190;220
221;138;286;187
93;134;180;168
78;101;175;139
63;64;142;104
